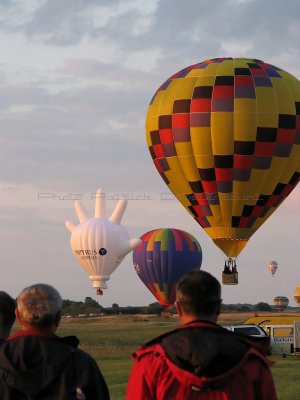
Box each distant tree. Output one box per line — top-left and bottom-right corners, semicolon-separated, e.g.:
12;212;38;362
254;302;272;311
120;306;142;314
112;303;119;314
62;299;72;308
84;297;102;309
221;304;251;312
62;300;84;316
145;302;162;314
61;298;103;316
148;302;160;307
238;305;251;312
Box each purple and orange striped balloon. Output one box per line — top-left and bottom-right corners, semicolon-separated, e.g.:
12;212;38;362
133;228;202;309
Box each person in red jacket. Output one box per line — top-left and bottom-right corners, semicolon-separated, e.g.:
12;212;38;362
126;270;277;400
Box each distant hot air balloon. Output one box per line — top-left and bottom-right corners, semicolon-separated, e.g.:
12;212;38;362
133;228;202;309
273;296;289;312
146;57;300;284
294;285;300;307
268;261;278;277
65;189;141;294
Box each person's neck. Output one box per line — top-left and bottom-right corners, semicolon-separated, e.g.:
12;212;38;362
21;324;57;335
180;314;218;325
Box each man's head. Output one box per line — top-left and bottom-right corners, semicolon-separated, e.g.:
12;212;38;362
0;291;16;339
176;270;222;323
17;284;62;331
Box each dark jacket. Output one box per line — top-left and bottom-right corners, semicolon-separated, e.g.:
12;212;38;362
126;321;277;400
0;329;109;400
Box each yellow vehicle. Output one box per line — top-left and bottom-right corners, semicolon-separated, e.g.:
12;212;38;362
244;315;300;355
244;314;300;326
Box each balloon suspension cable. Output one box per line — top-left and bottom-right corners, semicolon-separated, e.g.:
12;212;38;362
223;257;237;274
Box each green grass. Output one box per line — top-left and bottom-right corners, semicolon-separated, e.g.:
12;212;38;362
270;356;300;400
58;315;178;399
56;314;300;400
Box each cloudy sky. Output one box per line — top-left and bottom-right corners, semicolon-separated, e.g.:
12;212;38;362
0;0;299;307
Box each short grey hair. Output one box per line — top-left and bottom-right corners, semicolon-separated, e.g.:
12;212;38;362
17;284;62;328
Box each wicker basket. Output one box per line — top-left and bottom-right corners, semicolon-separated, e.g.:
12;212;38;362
222;272;238;285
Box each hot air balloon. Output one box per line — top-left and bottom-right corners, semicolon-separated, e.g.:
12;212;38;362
268;261;278;276
146;57;300;284
133;228;202;309
273;296;289;312
65;189;141;294
294;285;300;307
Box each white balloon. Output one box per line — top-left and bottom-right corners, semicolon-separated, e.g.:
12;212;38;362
268;261;278;276
65;189;141;291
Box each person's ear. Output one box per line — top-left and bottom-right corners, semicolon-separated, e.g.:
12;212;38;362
175;301;183;317
216;299;222;316
15;308;22;325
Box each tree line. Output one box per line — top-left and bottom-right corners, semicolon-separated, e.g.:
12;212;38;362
62;298;297;316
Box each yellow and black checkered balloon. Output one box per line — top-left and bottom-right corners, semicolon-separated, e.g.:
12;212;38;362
146;57;300;257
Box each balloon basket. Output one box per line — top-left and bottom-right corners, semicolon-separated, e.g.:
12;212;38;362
222;272;238;285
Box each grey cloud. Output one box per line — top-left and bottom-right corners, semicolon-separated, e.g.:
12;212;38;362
1;0;300;60
60;58;162;102
90;0;300;75
26;2;92;45
23;0;146;45
140;0;300;71
0;57;156;111
0;54;159;191
0;81;158;191
2;0;299;74
0;0;117;41
0;85;48;109
0;0;159;52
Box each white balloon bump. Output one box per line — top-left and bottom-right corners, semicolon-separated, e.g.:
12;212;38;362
65;189;141;291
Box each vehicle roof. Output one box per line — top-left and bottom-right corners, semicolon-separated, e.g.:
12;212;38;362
263;324;293;328
244;314;300;326
223;324;264;329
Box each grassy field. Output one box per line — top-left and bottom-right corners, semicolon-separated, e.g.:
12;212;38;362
57;313;300;400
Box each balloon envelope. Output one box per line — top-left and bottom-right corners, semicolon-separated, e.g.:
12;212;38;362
133;228;202;308
70;218;132;289
65;191;141;291
268;261;278;276
273;296;289;311
294;285;300;306
146;57;300;259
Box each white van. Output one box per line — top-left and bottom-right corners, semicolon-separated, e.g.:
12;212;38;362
262;324;293;355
